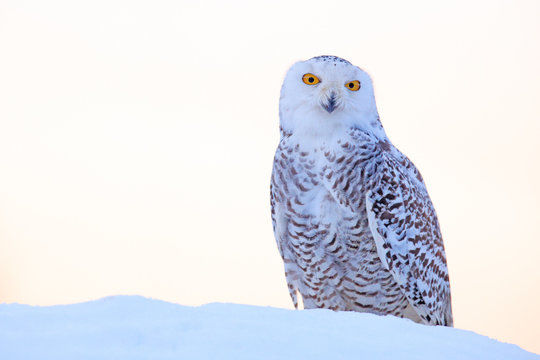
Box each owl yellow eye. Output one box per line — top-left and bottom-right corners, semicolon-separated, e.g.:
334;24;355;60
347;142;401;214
302;73;320;85
345;80;361;91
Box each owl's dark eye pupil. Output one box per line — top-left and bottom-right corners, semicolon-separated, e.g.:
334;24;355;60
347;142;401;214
349;83;354;88
308;77;314;83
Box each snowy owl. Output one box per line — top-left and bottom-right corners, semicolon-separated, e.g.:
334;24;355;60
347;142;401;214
270;55;453;326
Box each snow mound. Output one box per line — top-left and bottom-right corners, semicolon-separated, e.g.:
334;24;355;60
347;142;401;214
0;295;537;360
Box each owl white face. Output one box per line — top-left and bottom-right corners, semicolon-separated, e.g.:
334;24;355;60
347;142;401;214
279;56;382;140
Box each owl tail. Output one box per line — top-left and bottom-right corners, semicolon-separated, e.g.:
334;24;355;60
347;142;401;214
288;283;299;309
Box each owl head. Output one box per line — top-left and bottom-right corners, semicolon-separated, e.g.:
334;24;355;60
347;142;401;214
279;56;385;140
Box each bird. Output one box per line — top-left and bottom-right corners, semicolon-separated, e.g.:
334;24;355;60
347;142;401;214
270;55;453;326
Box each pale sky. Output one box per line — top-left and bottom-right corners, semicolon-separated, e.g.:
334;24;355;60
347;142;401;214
0;0;539;355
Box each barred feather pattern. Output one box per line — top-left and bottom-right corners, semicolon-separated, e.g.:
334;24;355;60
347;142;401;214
270;127;453;326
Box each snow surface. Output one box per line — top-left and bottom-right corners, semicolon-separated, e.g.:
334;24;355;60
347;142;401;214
0;296;537;360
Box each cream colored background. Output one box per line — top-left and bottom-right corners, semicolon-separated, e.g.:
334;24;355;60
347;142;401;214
1;0;539;354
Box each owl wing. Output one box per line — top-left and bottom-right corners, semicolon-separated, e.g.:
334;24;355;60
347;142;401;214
365;152;453;326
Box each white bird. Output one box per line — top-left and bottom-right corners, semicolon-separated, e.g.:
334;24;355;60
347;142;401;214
270;55;452;326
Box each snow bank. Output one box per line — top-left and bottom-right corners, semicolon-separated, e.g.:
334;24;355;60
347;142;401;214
0;295;537;360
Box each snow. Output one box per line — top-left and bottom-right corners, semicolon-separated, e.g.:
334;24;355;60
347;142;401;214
0;296;537;360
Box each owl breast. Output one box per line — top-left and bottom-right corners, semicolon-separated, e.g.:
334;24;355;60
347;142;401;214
271;129;417;319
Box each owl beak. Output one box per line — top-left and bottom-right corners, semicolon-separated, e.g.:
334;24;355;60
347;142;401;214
322;92;337;113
